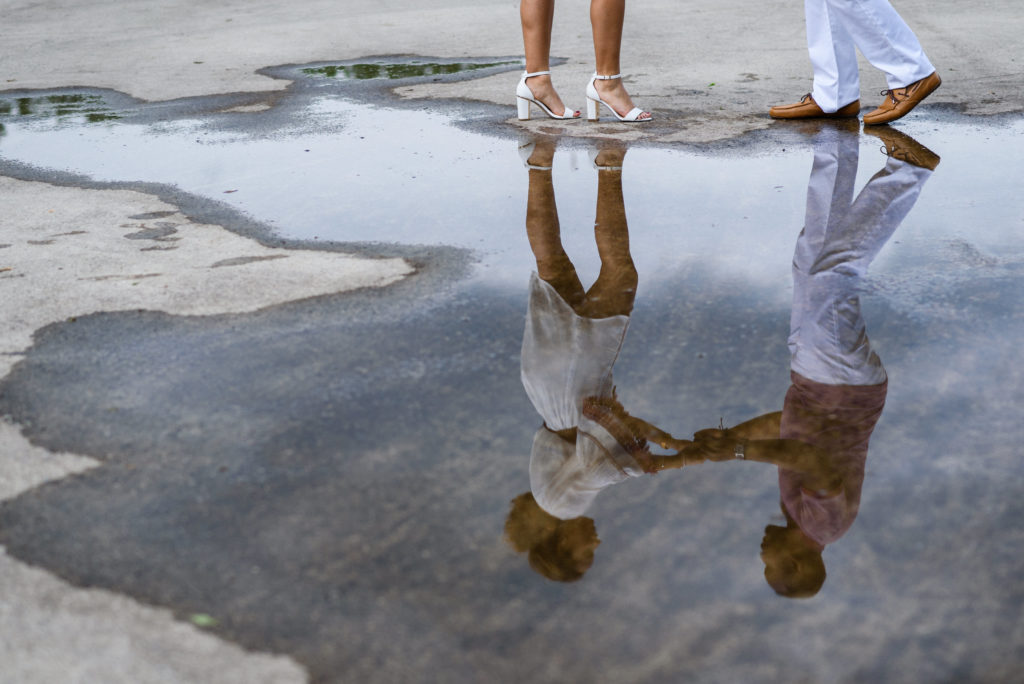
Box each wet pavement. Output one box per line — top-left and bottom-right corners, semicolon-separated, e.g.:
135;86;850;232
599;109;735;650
2;58;1024;682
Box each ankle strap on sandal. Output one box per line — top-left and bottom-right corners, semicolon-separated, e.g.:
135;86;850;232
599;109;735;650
523;70;551;78
593;73;622;80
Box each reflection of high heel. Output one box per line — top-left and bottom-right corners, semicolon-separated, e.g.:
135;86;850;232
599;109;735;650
518;141;553;170
516;71;581;121
587;147;625;171
585;74;652;123
587;149;622;171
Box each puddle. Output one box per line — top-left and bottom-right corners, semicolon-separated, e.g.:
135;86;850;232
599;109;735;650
0;93;121;123
2;78;1022;293
1;59;1024;682
301;59;520;80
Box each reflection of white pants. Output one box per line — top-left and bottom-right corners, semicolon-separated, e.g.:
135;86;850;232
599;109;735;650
806;0;934;112
789;130;933;385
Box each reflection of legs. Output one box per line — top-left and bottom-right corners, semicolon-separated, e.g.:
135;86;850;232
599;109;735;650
579;148;637;319
806;0;860;112
525;141;585;307
790;132;933;385
790;131;875;384
790;131;859;381
793;129;860;277
813;156;934;277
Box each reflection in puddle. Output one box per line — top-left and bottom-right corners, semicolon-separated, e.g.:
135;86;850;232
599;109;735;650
512;140;692;581
1;72;1020;293
2;61;1024;681
512;125;939;597
0;93;120;123
743;123;934;598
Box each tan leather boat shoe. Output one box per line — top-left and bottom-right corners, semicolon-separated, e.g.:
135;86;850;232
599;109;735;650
769;94;860;119
863;72;941;125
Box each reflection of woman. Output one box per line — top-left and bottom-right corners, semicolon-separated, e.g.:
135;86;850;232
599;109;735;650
516;0;651;122
507;137;692;581
693;123;939;597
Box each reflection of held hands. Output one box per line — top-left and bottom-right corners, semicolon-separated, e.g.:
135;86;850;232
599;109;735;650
636;442;705;475
693;428;744;462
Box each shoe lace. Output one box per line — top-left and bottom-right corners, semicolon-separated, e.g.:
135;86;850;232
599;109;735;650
879;88;903;104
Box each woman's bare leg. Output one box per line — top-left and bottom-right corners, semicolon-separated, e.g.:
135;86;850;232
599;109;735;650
590;0;650;119
521;0;574;117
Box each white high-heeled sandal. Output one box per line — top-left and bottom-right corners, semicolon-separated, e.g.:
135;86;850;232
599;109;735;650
585;73;652;122
516;71;581;121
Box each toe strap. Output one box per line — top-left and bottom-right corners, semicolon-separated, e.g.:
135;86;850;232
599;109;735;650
622;107;650;122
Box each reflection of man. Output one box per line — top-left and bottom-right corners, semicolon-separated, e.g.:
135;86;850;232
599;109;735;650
694;123;939;597
506;137;695;581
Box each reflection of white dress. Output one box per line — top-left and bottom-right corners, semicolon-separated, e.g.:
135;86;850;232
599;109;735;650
520;273;629;431
529;415;644;521
521;272;639;519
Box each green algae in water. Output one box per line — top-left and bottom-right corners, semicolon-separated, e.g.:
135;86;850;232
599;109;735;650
0;94;120;122
302;60;518;80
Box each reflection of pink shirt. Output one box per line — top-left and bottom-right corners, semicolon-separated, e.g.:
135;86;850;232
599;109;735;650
778;372;887;546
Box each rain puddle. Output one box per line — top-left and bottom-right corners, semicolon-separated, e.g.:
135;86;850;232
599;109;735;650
1;67;1021;292
2;58;1023;682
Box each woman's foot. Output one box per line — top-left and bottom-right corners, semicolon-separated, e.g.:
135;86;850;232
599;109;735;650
591;77;651;121
518;72;580;119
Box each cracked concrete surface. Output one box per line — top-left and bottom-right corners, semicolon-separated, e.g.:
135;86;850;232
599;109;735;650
0;177;411;380
0;177;410;682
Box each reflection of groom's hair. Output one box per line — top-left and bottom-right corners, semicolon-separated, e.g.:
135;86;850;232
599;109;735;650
763;123;938;598
762;510;827;599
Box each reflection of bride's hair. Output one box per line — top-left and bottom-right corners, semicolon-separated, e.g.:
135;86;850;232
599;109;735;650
504;492;598;583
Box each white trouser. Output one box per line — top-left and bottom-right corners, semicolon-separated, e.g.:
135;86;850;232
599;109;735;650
805;0;935;112
789;128;933;385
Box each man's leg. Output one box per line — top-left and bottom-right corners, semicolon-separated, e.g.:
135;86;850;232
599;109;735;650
807;0;861;113
825;0;939;124
769;0;861;119
825;0;934;90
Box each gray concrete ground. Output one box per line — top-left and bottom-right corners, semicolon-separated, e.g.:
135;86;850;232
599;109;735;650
2;0;1022;681
4;1;1021;141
